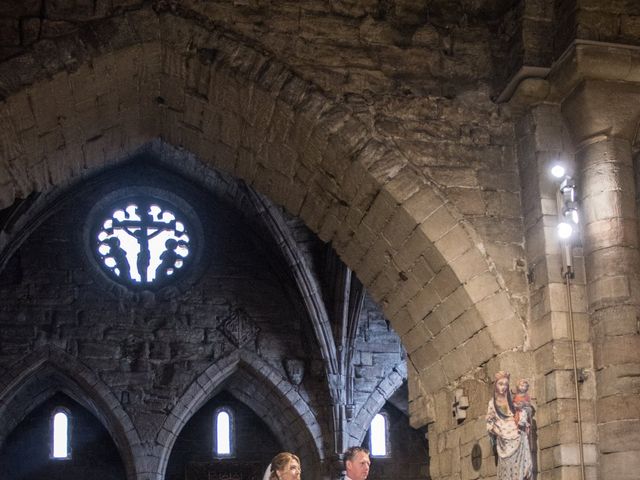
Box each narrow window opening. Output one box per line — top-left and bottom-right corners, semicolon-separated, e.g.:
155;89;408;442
215;410;231;456
52;410;70;459
370;413;387;456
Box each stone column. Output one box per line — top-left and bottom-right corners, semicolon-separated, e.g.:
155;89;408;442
514;100;595;480
562;80;640;480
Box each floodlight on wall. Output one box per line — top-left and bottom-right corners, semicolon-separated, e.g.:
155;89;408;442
550;164;566;178
553;170;580;274
557;221;574;240
550;163;586;480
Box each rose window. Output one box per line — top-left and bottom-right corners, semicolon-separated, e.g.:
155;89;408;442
93;198;191;286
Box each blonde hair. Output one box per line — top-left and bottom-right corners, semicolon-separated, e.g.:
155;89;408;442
269;452;300;480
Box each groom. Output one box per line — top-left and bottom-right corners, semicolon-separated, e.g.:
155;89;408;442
343;447;371;480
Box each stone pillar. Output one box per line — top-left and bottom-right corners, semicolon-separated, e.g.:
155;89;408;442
576;138;640;479
562;81;640;480
515;101;596;480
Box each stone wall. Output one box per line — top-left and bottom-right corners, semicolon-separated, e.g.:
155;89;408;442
0;158;412;479
555;0;640;56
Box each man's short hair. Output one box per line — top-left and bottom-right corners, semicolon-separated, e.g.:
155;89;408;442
343;446;370;469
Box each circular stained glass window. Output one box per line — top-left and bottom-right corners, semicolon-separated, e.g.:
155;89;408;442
93;197;192;286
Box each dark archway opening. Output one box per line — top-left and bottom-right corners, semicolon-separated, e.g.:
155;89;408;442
166;391;283;480
0;392;126;480
362;401;429;480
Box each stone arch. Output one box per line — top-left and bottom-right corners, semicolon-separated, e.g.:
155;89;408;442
349;367;406;446
0;7;524;417
1;140;341;414
150;155;340;398
0;346;141;480
242;189;340;386
155;349;323;480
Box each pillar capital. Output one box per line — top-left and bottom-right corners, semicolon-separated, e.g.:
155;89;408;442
503;41;640;144
561;79;640;146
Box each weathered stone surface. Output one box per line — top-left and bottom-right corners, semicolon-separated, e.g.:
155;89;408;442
0;147;422;478
534;340;592;374
0;2;637;479
535;398;596;429
596;394;640;423
594;335;640;369
599;420;640;453
600;451;640;480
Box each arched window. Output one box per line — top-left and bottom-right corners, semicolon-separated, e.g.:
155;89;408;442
51;408;71;459
370;413;388;457
214;408;233;457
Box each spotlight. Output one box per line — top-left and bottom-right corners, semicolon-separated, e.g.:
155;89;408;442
557;221;573;239
551;164;566;178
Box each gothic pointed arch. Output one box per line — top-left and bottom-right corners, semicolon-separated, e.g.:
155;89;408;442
0;5;525;426
155;349;323;480
0;346;141;480
348;367;407;446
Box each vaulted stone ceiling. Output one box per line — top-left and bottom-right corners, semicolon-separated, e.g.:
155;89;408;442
0;0;518;100
0;0;531;400
159;0;523;98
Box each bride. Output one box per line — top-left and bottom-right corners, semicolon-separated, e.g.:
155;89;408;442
262;452;302;480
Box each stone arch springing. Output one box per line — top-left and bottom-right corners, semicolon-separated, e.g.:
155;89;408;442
0;6;525;420
155;349;324;480
0;346;141;480
243;189;340;384
348;367;407;446
157;156;340;399
223;370;318;460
